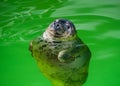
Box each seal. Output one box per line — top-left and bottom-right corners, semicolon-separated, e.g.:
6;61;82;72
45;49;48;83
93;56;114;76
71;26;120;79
29;19;91;86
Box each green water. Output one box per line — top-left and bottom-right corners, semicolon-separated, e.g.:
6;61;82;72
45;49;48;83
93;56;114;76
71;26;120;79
0;0;120;86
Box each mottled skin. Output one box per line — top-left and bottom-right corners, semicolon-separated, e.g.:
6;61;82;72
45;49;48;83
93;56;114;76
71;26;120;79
29;19;91;86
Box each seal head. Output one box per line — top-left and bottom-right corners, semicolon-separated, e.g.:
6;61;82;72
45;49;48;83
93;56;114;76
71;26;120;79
43;19;77;41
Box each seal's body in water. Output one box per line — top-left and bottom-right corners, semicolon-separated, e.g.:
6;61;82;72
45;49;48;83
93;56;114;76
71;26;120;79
29;19;91;86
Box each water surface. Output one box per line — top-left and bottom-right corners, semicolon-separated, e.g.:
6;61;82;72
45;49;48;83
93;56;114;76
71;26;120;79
0;0;120;86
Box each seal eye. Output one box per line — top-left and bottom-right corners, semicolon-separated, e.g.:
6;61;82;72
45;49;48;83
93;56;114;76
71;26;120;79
56;24;60;28
55;23;60;30
66;24;70;29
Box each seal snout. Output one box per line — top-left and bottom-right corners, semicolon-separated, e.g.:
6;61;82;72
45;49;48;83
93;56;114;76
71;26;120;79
48;19;66;36
47;18;76;38
54;21;61;30
53;19;66;30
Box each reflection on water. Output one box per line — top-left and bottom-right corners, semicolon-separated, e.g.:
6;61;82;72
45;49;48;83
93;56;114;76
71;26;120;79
0;0;120;86
0;0;67;45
